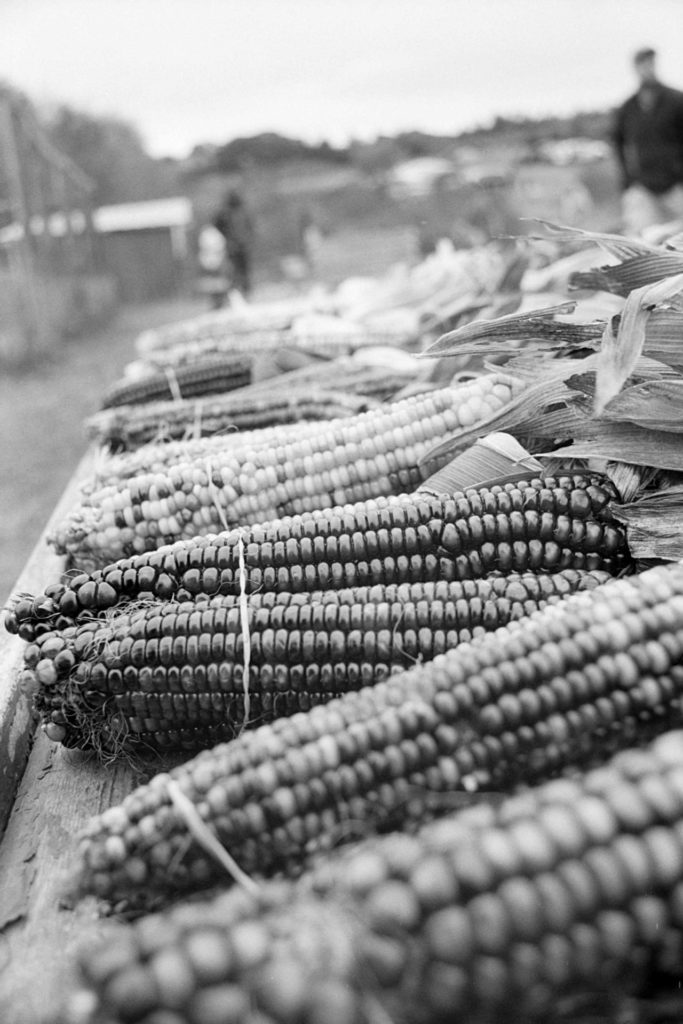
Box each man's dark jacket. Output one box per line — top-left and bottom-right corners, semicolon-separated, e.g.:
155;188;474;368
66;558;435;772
613;83;683;194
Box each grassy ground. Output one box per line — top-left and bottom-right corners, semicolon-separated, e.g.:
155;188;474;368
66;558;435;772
0;296;205;605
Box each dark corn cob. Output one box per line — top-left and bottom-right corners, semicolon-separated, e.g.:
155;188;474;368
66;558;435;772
49;374;523;568
72;729;683;1024
89;356;422;452
6;475;629;641
74;563;683;903
25;570;609;754
88;389;376;452
101;354;254;409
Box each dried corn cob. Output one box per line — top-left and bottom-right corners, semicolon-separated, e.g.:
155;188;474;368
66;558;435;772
50;374;524;568
25;570;609;754
8;475;628;640
101;354;254;409
91;422;330;488
72;729;683;1024
136;321;412;365
89;357;426;453
88;389;375;452
75;563;683;902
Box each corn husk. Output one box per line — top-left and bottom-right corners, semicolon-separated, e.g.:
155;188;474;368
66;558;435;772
419;433;542;495
605;462;659;503
526;220;661;260
570;253;683;296
422;303;605;360
611;487;683;560
602;379;683;432
594;274;683;414
537;424;683;472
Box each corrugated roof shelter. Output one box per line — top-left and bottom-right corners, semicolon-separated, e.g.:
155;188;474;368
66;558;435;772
94;197;194;302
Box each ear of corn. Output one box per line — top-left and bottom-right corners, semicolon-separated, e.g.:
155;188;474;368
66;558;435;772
101;353;254;408
7;475;628;641
73;728;683;1024
94;418;332;487
49;374;525;568
88;390;374;452
75;563;683;903
89;358;422;452
24;570;609;754
136;320;412;365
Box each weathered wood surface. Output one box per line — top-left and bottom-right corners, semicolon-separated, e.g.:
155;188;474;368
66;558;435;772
0;735;135;1024
0;450;96;833
0;451;139;1023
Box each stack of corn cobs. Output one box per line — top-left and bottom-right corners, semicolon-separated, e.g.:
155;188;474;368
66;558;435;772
8;228;683;1024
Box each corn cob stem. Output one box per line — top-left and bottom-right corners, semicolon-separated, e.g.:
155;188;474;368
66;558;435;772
7;475;628;641
75;563;683;903
49;375;524;569
24;570;609;754
72;729;683;1024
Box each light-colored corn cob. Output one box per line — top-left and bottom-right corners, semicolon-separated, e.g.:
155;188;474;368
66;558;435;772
88;388;375;452
87;353;422;453
92;421;331;488
25;571;609;754
8;476;628;640
101;353;253;409
48;375;531;569
75;563;683;902
72;729;683;1024
135;319;412;364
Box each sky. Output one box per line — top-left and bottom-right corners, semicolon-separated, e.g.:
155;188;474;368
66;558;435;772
2;0;683;158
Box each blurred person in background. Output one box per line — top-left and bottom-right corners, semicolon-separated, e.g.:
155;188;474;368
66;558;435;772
214;189;255;296
197;223;229;309
613;47;683;235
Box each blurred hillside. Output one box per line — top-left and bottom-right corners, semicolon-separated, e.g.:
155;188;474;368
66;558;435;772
39;99;620;286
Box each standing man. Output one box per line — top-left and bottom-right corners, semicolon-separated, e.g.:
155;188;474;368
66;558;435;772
613;47;683;235
213;189;255;297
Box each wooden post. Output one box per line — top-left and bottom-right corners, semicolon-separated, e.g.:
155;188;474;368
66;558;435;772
0;92;49;362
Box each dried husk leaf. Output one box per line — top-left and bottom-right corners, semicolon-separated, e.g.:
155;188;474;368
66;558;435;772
611;487;683;560
537;424;683;472
570;253;683;296
422;303;584;358
640;306;683;366
604;462;658;503
525;220;661;260
419;433;542;495
594;274;683;415
602;378;683;432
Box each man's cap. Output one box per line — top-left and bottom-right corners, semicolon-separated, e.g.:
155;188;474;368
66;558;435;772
634;47;656;64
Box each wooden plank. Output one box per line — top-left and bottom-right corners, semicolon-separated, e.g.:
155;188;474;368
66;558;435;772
0;450;159;1023
0;449;95;833
0;297;221;1022
0;733;136;1024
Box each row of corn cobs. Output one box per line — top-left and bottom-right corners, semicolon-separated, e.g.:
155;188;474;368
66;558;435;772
7;286;683;1023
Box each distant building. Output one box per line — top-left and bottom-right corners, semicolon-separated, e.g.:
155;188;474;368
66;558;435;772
93;197;194;302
